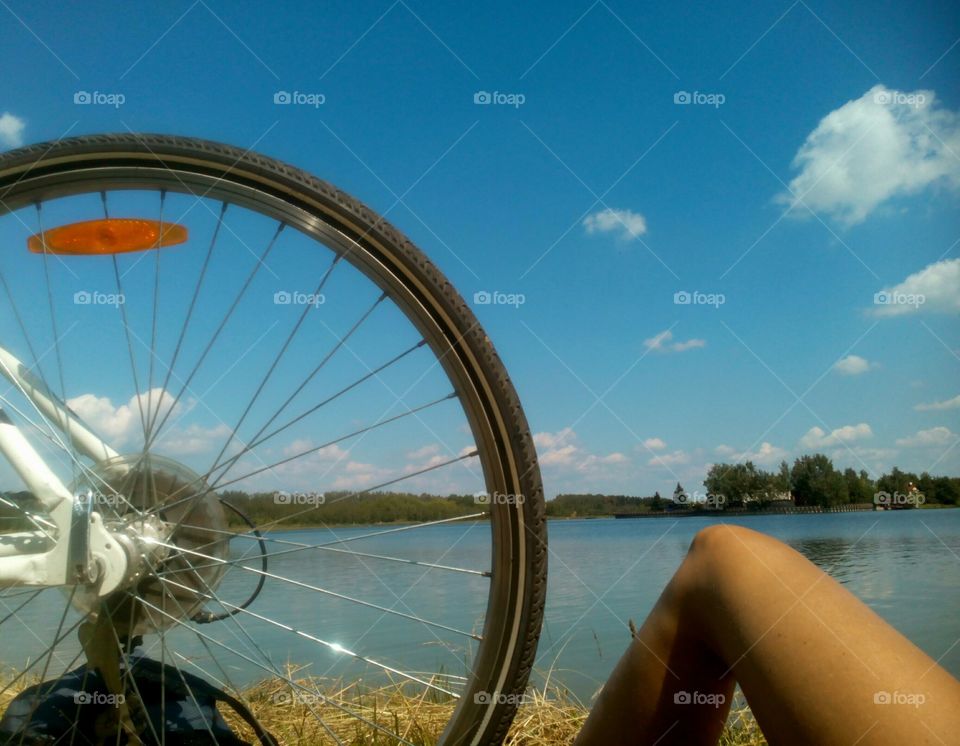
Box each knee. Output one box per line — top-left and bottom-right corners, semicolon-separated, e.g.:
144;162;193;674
682;524;768;585
688;523;758;558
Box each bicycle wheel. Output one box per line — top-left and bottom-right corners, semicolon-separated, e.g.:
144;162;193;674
0;133;546;745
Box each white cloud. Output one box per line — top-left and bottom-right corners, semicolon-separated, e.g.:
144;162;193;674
0;113;25;148
829;446;898;471
533;428;628;471
896;426;958;448
155;423;231;455
402;442;464;475
539;444;578;466
582;208;647;241
834;355;873;375
68;388;180;445
643;329;705;354
642;437;667;451
777;85;960;225
800;423;873;450
872;258;960;317
576;452;628;473
281;440;348;462
712;442;787;465
647;449;690;467
533;428;575;450
252;438;391;492
915;394;960;412
331;460;391;490
405;444;440;460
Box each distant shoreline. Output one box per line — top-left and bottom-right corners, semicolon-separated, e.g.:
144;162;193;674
250;504;957;532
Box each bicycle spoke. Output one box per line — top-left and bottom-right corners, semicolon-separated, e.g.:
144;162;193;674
139;557;347;745
102;193;151;448
156;511;485;580
35;204;79;484
208;252;341;470
205;337;429;489
0;394;141;518
134;594;413;745
206;290;387;481
148;543;480;641
0;588;44;628
169;523;489;577
314;518;483;685
141;190;166;448
152;575;464;697
206;391;458;495
145;222;285;450
150;446;478;536
143;201;227;441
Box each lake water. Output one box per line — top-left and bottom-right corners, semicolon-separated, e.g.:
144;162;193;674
2;511;958;705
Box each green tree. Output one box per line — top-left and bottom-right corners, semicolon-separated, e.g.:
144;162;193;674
774;461;791;494
704;462;770;506
843;468;875;504
791;454;840;507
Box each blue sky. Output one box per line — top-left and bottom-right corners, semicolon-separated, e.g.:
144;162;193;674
1;0;958;498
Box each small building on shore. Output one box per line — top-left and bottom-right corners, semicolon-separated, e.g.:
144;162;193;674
766;491;795;509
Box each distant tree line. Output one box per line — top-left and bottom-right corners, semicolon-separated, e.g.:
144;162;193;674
546;493;666;517
0;490;483;532
547;454;960;517
2;453;957;531
217;490;480;526
705;455;960;508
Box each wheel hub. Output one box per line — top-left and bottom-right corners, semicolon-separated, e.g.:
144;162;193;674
70;454;229;633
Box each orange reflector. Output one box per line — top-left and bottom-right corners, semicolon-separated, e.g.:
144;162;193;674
27;219;188;255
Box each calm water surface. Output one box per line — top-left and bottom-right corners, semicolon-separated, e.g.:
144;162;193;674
2;511;958;704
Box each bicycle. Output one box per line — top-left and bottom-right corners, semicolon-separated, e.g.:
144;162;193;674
0;134;547;745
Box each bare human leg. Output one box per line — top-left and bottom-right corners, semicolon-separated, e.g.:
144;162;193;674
574;524;960;746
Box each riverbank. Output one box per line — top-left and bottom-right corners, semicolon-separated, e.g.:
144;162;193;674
614;503;878;518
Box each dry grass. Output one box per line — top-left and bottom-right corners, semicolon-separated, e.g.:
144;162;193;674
225;670;767;745
2;668;767;745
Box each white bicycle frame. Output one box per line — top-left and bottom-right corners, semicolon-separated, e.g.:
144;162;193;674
0;345;128;595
